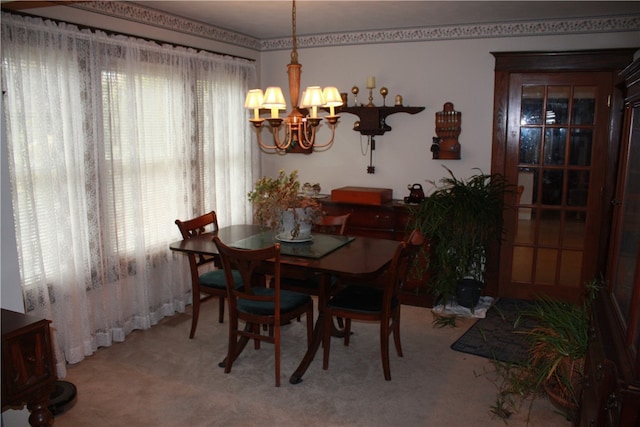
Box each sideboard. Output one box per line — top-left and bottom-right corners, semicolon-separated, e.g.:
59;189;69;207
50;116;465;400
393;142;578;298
320;197;433;307
2;309;56;427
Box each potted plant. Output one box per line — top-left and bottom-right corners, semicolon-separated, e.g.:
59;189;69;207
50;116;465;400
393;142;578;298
488;278;601;422
408;166;511;307
518;292;593;419
248;169;322;240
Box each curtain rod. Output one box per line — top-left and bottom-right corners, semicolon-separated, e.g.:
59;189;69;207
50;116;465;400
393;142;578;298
1;9;256;62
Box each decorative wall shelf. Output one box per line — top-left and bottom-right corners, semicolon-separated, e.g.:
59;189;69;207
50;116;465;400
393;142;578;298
337;105;425;136
333;104;425;173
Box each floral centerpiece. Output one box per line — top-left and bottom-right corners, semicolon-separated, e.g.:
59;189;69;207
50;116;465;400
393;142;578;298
248;170;322;240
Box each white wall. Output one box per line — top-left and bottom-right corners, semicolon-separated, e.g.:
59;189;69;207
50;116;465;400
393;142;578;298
1;90;24;313
258;32;639;198
1;75;30;427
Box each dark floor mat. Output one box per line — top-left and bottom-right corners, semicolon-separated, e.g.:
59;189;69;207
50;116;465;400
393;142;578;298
451;298;539;365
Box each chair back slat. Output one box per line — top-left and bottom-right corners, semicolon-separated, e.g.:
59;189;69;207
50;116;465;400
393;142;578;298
175;211;220;267
175;210;219;238
213;237;282;318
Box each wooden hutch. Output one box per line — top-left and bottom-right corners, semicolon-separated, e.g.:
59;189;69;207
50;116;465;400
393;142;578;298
577;55;640;426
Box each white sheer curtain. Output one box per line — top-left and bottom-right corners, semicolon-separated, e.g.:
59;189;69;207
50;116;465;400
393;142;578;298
1;13;258;377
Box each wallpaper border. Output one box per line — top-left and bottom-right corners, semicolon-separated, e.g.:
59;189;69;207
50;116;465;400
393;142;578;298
71;2;640;52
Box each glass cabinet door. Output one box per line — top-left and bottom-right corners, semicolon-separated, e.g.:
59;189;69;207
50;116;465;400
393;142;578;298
608;105;640;358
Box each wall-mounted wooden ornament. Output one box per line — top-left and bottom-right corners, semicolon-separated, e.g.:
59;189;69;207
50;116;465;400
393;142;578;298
433;102;461;160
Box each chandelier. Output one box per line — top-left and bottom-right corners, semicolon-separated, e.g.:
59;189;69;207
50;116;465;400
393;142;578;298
244;0;342;153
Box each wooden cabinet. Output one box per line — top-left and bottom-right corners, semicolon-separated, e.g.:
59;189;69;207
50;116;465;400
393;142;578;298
322;199;396;239
577;55;640;427
2;309;56;427
579;291;640;426
321;198;433;307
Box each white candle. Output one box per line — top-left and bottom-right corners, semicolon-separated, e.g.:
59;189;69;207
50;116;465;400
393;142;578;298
366;76;376;89
270;108;279;119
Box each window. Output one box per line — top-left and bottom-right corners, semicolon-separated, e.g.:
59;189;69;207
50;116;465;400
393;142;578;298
2;13;257;365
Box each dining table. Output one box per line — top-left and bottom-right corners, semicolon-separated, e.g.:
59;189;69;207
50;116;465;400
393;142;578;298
169;224;401;384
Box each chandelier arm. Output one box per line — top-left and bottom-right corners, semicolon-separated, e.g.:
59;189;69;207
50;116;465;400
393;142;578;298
255;128;278;151
272;123;294;151
295;122;314;150
305;123;338;149
284;123;295;150
255;125;292;152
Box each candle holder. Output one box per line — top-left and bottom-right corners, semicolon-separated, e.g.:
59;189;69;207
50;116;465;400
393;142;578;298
351;86;360;106
366;77;376;107
380;87;388;106
367;88;375;107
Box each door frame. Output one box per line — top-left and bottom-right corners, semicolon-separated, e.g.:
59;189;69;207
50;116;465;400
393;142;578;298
488;49;637;300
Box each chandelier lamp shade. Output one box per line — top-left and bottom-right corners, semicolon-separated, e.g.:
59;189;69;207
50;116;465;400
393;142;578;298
245;0;342;153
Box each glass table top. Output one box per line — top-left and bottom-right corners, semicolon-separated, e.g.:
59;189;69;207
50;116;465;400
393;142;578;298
230;230;355;259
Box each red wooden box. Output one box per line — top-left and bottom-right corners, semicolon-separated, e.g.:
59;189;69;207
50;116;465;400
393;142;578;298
331;186;393;205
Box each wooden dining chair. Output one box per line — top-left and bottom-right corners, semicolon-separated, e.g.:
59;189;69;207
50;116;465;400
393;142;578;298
280;213;351;298
175;211;242;339
314;213;350;235
213;236;314;387
278;213;351;329
321;229;424;381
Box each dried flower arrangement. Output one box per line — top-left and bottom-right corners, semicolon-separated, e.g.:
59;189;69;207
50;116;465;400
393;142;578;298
248;170;322;237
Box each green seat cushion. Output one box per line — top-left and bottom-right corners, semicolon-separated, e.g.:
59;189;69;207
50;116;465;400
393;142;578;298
237;287;312;316
199;269;243;289
328;285;398;314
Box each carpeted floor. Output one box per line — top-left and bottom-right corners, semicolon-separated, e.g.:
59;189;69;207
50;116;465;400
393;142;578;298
451;298;539;365
41;300;569;427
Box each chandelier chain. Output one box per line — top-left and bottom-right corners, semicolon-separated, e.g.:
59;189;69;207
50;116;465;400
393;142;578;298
291;0;298;63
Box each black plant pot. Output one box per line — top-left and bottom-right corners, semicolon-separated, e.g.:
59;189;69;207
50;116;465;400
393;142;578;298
456;278;483;308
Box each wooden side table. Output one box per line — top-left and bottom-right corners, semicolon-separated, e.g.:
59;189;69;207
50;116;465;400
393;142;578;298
2;309;57;427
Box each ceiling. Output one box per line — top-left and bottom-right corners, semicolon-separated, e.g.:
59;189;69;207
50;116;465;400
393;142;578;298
129;1;640;40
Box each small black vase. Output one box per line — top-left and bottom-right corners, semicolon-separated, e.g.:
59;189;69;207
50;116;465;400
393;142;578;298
456;278;483;308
